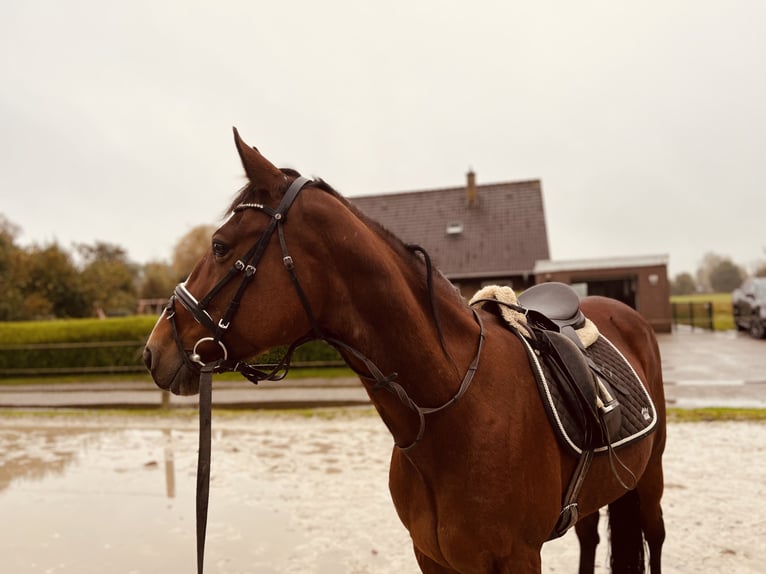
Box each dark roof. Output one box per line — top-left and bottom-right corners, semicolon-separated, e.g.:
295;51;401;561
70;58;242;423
350;179;550;279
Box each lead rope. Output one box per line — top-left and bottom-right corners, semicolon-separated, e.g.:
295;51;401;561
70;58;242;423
196;362;217;574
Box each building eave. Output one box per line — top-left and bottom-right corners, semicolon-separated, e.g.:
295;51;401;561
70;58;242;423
534;254;669;274
445;268;535;281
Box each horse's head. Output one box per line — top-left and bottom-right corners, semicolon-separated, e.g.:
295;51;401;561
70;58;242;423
143;129;332;395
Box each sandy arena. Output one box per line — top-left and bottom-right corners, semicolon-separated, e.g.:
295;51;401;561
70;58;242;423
0;409;763;573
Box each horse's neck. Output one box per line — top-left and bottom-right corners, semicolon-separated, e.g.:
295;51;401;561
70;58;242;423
334;262;472;370
323;250;479;445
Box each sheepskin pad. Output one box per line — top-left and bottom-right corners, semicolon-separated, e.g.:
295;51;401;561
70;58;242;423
469;285;599;347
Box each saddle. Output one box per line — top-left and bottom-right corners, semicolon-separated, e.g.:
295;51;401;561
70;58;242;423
517;282;622;451
518;281;585;338
470;282;658;539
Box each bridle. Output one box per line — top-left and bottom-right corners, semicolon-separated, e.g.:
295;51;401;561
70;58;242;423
167;176;310;375
162;175;485;573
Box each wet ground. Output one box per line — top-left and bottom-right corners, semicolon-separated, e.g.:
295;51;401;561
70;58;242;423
1;328;765;572
0;412;416;574
657;327;766;408
0;412;764;573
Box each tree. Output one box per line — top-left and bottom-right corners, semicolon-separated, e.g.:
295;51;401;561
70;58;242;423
696;252;745;293
139;261;177;299
172;224;216;281
77;242;138;316
22;243;89;318
755;248;766;277
708;259;745;293
671;272;696;295
0;214;20;248
0;215;25;320
695;252;724;292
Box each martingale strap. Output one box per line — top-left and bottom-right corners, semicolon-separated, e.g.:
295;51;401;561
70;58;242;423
329;308;485;452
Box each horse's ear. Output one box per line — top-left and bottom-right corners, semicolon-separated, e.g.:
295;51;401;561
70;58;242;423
232;127;284;196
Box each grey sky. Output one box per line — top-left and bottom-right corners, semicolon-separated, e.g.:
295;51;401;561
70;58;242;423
1;1;763;277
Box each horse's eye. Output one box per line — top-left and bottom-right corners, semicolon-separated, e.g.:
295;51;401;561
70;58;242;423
212;240;230;258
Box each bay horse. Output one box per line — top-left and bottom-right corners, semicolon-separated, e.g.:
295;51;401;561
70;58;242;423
143;129;666;573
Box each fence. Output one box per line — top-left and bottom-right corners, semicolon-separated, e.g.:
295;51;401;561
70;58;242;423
671;301;714;331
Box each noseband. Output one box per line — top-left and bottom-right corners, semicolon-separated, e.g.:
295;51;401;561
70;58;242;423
162;175;485;574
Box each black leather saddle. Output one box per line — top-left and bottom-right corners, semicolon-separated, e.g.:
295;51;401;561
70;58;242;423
517;282;585;328
512;283;623;450
518;282;586;348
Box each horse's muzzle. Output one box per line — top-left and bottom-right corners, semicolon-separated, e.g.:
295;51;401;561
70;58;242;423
143;344;201;396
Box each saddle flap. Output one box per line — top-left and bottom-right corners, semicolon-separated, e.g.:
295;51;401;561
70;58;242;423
535;329;599;427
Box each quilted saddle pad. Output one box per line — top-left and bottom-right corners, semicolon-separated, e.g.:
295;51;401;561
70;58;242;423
518;332;659;456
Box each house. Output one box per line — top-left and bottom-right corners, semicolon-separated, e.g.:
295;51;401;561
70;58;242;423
350;173;671;332
350;172;550;296
534;256;672;332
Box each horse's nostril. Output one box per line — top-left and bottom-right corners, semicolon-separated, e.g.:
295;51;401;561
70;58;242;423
142;347;153;372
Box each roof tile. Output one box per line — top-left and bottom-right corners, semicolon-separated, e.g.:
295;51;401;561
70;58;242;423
351;180;550;278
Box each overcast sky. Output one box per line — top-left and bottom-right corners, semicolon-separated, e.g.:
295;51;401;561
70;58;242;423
1;1;763;277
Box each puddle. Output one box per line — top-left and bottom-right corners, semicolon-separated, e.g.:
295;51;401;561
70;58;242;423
0;414;415;573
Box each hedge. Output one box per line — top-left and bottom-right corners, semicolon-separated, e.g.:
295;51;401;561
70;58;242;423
0;316;342;375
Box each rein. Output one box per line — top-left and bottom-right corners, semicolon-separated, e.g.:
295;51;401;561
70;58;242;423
164;176;485;573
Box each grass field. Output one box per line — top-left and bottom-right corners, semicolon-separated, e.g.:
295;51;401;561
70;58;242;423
670;292;734;331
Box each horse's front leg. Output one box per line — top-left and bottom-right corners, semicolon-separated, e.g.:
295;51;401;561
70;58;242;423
413;546;460;574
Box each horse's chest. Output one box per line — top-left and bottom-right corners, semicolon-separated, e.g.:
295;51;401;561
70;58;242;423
388;450;539;567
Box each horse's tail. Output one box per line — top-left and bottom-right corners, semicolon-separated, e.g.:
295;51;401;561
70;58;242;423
608;489;646;573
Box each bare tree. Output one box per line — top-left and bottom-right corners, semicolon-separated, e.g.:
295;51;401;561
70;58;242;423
171;224;216;281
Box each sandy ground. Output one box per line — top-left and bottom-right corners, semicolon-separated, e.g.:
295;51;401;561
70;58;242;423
0;409;764;573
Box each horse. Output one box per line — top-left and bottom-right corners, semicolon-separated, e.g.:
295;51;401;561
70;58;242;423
143;129;666;573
